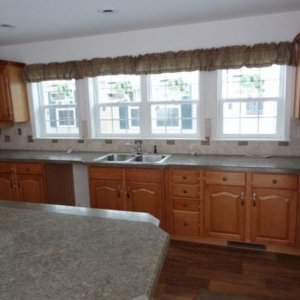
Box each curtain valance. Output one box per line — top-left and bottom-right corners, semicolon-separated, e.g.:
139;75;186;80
24;41;296;82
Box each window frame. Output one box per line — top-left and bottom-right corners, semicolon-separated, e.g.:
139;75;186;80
89;72;204;139
28;80;82;139
213;65;290;141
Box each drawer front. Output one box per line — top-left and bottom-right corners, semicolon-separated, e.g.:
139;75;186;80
173;198;199;212
0;162;13;173
172;169;200;184
252;173;298;190
205;171;245;186
173;211;200;236
16;163;43;174
125;168;162;183
89;167;122;180
172;183;200;198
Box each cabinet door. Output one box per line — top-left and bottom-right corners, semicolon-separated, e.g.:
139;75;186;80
17;174;46;203
251;188;297;246
127;182;162;221
0;65;13;121
0;173;15;200
90;179;123;210
204;185;245;240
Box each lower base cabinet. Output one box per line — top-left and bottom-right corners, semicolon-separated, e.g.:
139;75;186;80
0;162;46;203
167;168;299;249
89;166;164;225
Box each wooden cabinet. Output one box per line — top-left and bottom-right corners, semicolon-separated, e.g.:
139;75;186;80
168;169;202;236
0;61;29;127
89;166;164;224
0;161;46;203
204;171;246;240
250;173;297;246
203;170;297;247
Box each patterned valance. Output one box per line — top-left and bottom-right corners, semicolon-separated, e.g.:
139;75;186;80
24;41;296;82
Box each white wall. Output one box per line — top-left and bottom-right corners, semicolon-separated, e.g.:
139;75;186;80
0;11;299;64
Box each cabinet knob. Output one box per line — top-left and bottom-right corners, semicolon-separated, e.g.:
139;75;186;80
25;168;30;172
223;177;227;182
272;179;277;184
183;190;187;194
182;176;187;180
183;222;188;226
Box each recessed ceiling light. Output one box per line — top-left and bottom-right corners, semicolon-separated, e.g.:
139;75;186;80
98;8;118;15
0;23;15;29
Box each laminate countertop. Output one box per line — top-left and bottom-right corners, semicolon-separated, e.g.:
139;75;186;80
0;201;169;300
0;150;300;172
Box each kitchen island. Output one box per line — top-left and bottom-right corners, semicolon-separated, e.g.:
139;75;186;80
0;200;169;300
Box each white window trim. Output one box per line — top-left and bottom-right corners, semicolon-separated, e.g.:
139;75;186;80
212;66;291;141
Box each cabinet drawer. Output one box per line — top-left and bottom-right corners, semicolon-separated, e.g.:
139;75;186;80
205;171;245;186
173;211;200;236
173;198;199;211
252;173;298;190
16;163;43;174
172;169;200;184
89;167;122;180
172;184;200;198
0;162;13;173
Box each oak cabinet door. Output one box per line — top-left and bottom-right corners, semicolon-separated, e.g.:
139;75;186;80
127;182;162;220
251;188;297;246
90;180;123;210
0;65;13;121
204;185;245;240
0;173;15;200
17;174;46;203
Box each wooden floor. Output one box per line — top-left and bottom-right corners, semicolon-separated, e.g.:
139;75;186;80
154;240;300;300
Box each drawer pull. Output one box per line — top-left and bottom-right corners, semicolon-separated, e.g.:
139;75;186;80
25;168;30;172
183;190;187;194
240;192;245;206
223;177;227;182
182;176;187;180
252;193;256;207
183;222;188;226
183;203;188;207
272;179;277;184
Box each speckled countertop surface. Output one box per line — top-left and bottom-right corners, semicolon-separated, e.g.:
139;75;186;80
0;149;300;172
0;201;169;300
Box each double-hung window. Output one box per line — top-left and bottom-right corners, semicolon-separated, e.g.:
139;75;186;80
30;79;80;138
90;71;202;139
91;75;141;136
215;65;288;140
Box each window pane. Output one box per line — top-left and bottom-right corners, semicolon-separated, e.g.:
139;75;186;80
149;71;199;101
96;75;141;103
151;104;197;134
98;105;140;135
44;107;79;135
40;80;76;106
222;65;281;99
259;118;277;134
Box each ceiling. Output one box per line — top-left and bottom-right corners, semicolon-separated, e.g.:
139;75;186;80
0;0;300;46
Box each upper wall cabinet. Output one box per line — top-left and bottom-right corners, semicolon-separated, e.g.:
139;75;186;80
0;60;29;127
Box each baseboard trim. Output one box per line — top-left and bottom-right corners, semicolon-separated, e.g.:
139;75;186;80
227;240;266;251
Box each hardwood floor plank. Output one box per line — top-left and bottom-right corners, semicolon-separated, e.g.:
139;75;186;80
155;241;300;300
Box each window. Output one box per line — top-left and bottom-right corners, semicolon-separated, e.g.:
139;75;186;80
90;71;202;138
30;80;80;138
215;65;288;140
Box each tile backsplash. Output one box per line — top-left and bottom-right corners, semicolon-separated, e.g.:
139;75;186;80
1;119;300;156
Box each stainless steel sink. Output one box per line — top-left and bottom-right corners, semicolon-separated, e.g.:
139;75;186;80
93;153;170;164
129;154;170;163
93;153;135;162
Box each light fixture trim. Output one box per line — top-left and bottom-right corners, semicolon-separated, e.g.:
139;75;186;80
0;23;16;29
98;8;118;15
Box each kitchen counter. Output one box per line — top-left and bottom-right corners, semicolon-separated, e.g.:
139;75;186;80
0;200;169;300
1;149;300;172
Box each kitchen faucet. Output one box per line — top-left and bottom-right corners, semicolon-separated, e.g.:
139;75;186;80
126;142;143;155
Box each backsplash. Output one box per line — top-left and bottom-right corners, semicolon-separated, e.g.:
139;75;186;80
1;119;300;156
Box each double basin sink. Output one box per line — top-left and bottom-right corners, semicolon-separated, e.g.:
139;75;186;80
93;153;170;164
